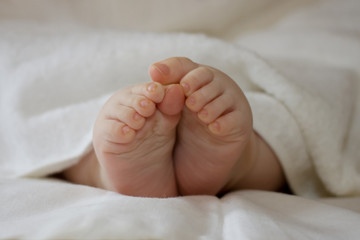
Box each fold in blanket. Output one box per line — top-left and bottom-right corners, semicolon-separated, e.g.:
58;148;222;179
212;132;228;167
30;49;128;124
0;23;358;198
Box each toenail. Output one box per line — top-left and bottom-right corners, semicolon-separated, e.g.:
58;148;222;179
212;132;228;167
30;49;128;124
199;109;208;118
140;99;150;107
122;125;131;135
187;96;196;105
147;83;158;92
181;82;190;93
153;63;170;75
133;112;142;121
209;121;221;133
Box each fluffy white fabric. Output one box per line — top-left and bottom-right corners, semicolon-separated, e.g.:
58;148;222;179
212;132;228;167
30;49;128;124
231;0;360;197
1;21;358;198
1;178;360;239
1;0;360;239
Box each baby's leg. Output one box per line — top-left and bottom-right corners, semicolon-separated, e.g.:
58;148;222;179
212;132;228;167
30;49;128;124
150;58;254;195
68;82;184;197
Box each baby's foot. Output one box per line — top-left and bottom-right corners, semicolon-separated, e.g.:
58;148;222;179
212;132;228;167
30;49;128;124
93;82;184;197
150;57;254;195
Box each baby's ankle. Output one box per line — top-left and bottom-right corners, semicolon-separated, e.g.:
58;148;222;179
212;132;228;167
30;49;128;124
61;148;102;189
219;131;257;194
223;131;285;193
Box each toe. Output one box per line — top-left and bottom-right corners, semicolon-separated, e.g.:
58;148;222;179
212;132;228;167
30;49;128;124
185;79;223;112
107;105;145;130
102;119;136;144
108;87;157;118
157;84;185;116
197;94;233;124
208;111;252;141
131;82;165;103
180;66;214;96
149;57;199;85
134;96;156;117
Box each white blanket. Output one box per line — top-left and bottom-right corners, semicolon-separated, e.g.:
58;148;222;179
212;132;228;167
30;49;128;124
1;0;360;239
1;178;360;239
1;20;358;198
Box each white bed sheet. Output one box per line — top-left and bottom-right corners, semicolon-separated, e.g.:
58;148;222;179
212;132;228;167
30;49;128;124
1;178;360;239
1;0;360;239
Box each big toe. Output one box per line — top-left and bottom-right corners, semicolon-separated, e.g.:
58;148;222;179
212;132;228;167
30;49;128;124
157;84;185;116
149;57;199;84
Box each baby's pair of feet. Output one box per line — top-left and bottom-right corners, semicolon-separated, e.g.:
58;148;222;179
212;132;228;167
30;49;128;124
92;57;254;197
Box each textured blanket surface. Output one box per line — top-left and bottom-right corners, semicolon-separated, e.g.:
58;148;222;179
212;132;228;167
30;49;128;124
1;20;358;198
1;178;360;239
1;0;360;239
